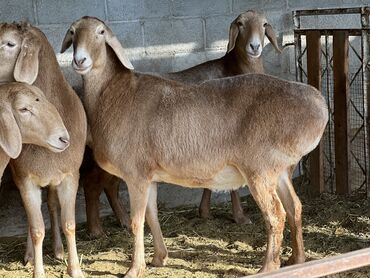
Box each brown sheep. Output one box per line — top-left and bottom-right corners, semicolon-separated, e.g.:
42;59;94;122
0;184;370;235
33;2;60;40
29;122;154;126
0;22;87;278
61;17;327;277
82;10;282;238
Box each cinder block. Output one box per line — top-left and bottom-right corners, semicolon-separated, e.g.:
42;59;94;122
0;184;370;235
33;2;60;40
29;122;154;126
134;53;174;73
0;0;35;24
205;15;234;49
233;0;260;13
110;22;144;49
287;0;341;10
107;0;171;21
171;51;208;72
144;18;204;53
265;10;291;33
36;0;106;24
172;0;229;17
262;0;287;11
38;24;72;52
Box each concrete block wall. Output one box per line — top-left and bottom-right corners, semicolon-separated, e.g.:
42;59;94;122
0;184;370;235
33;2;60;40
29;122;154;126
0;0;368;236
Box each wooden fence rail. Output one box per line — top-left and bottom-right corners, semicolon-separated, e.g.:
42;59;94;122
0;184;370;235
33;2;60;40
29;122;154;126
245;247;370;278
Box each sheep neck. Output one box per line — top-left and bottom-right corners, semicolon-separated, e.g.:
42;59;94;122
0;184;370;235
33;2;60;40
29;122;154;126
82;47;123;123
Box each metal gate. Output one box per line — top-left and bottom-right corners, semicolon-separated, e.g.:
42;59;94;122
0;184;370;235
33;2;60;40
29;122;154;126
294;7;370;197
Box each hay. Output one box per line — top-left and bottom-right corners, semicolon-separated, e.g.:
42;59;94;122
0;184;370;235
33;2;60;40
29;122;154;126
0;185;369;277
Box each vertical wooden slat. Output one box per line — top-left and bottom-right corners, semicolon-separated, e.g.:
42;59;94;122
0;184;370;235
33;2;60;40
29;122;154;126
306;31;324;195
333;31;351;195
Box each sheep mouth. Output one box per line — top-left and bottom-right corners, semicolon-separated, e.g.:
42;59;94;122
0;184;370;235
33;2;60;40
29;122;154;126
72;63;92;75
47;143;69;152
246;51;262;58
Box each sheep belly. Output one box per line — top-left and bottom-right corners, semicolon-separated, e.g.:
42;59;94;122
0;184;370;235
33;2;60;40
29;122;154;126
153;165;246;192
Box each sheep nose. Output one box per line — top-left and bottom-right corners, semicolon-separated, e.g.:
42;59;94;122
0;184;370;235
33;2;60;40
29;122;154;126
74;56;86;66
59;136;70;146
250;43;260;51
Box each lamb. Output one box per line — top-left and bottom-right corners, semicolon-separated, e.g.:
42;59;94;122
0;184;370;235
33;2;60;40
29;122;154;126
61;17;328;277
0;22;87;278
82;10;282;237
0;82;69;180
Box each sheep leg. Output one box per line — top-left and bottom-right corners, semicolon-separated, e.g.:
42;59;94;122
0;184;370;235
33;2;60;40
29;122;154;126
145;183;168;267
125;181;150;278
104;176;131;230
47;187;64;260
199;189;212;219
82;166;105;237
56;174;84;278
18;180;46;278
230;190;252;224
24;227;35;266
277;170;305;265
248;175;286;272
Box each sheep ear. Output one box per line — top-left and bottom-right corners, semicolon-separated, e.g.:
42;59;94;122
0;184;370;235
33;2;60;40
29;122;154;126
0;107;22;159
227;21;239;53
60;29;73;53
105;29;134;70
14;37;40;84
265;23;282;53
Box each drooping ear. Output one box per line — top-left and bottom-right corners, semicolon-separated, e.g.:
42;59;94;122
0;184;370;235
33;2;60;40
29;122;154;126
13;36;41;84
265;23;282;53
227;20;240;53
105;27;134;70
60;29;73;53
0;107;22;159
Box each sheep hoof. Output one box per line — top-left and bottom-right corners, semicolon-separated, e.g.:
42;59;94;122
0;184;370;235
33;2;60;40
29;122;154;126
151;254;168;267
285;254;305;266
233;214;252;225
258;262;280;273
33;271;46;278
54;245;64;260
68;266;84;278
88;227;106;239
23;253;34;266
124;264;145;278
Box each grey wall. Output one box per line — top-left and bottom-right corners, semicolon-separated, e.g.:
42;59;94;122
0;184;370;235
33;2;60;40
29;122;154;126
1;0;368;86
0;0;368;236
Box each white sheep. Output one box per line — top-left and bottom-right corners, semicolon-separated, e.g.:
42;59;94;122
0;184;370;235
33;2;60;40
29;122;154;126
0;22;87;278
62;17;327;277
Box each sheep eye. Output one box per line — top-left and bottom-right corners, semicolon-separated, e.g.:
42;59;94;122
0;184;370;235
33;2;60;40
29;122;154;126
70;29;74;35
6;42;15;47
237;22;243;27
263;23;268;27
99;29;105;35
19;107;29;113
35;98;39;102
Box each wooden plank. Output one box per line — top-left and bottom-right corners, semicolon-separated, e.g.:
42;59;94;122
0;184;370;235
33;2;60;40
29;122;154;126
333;31;351;195
306;31;324;195
245;247;370;278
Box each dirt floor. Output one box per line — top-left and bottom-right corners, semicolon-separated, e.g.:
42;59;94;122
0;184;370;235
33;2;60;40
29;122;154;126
0;186;369;277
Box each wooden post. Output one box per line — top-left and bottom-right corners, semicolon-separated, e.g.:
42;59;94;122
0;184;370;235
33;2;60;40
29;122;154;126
333;31;351;195
306;31;324;195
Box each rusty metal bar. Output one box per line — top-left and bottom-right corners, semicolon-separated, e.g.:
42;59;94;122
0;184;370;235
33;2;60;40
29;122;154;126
333;31;351;195
306;31;324;195
245;247;370;278
295;29;370;36
295;7;369;17
362;7;370;197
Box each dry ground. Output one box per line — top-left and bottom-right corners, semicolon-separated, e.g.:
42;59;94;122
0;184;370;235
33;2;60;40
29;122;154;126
0;186;369;277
